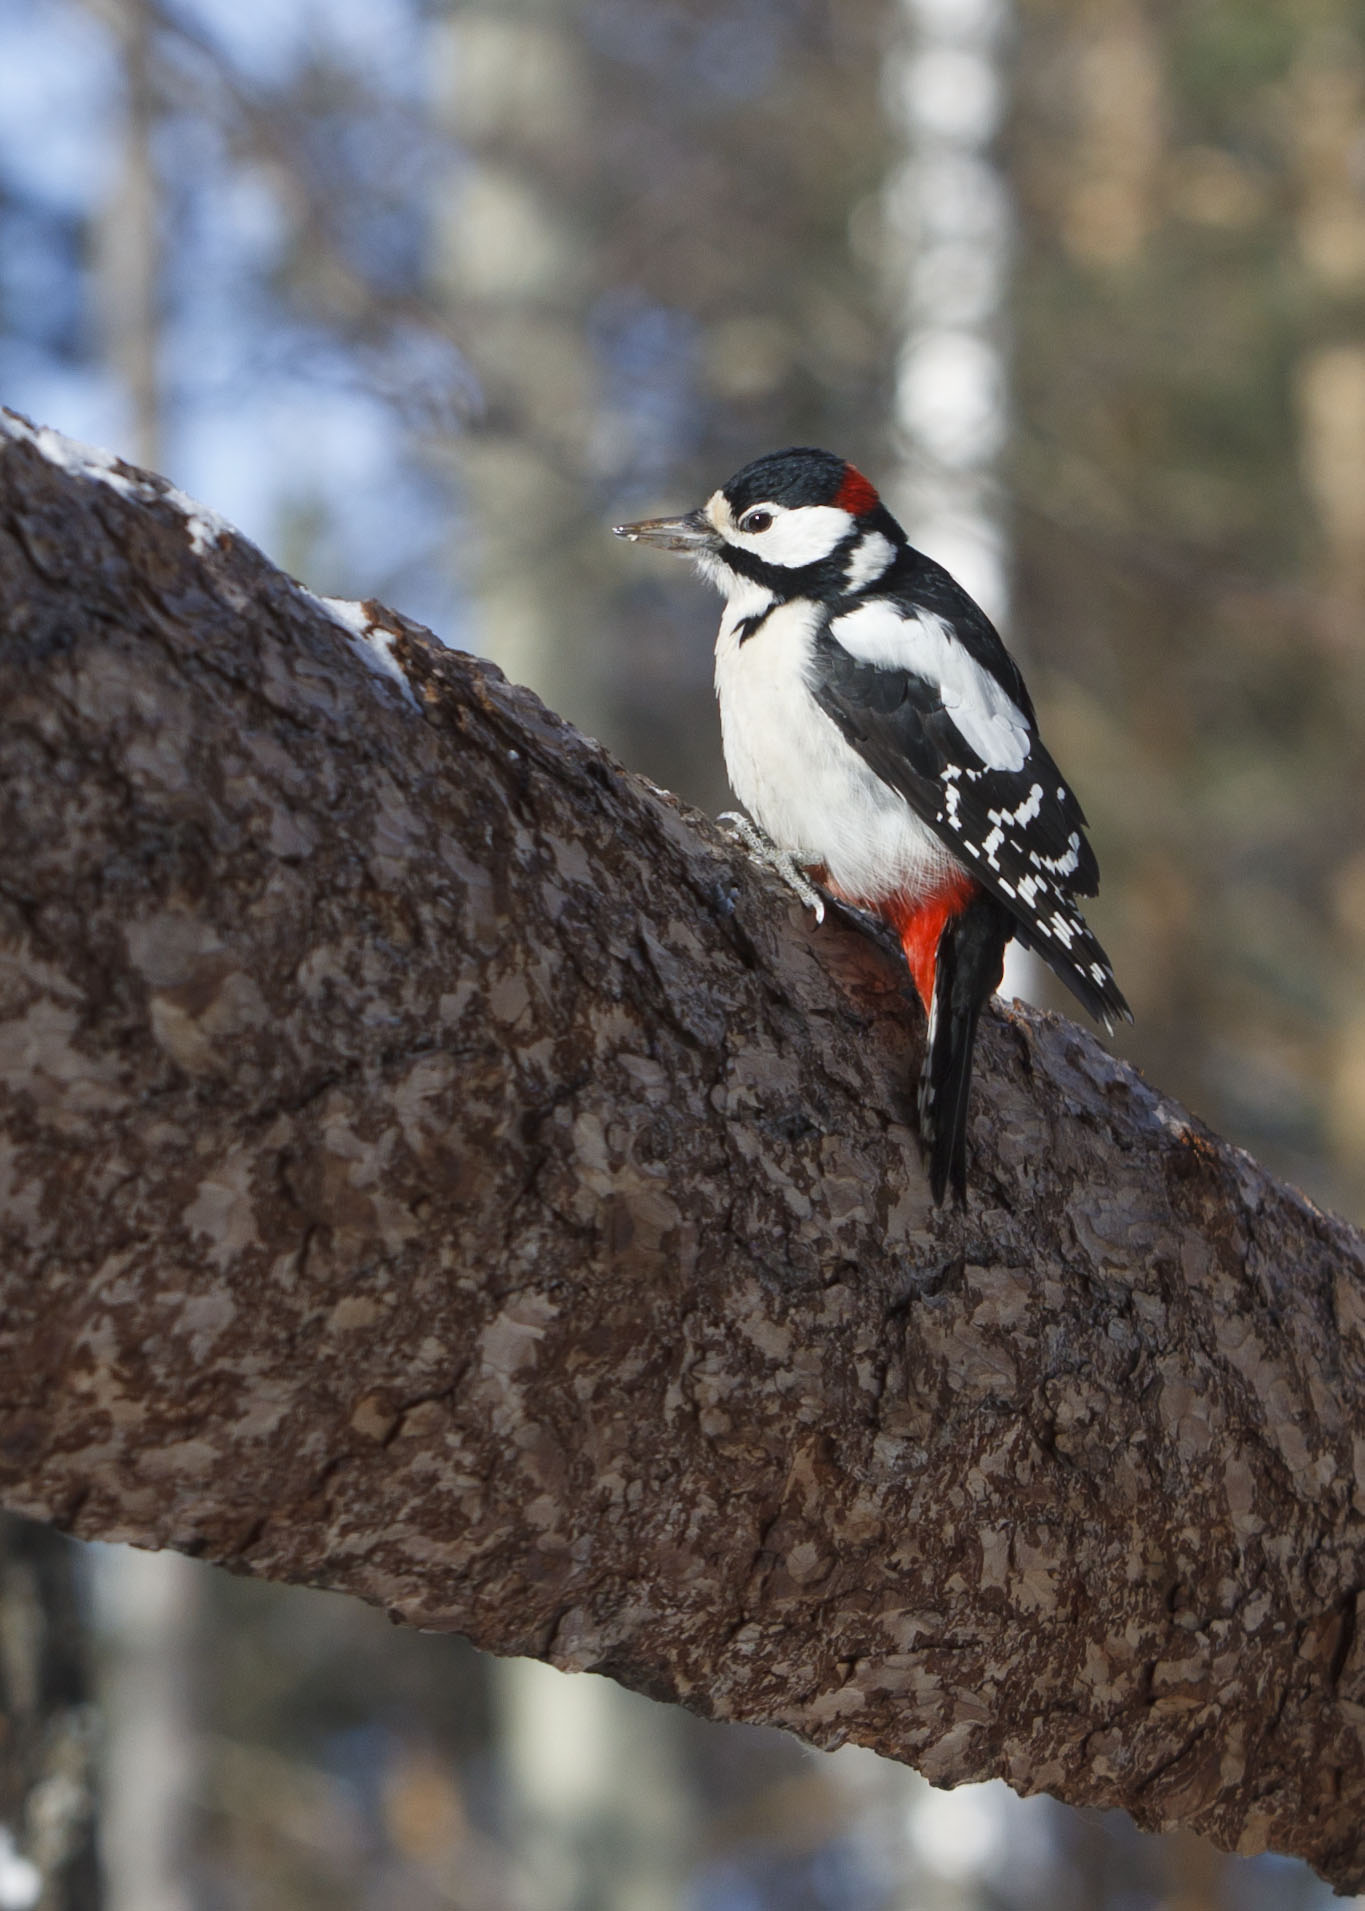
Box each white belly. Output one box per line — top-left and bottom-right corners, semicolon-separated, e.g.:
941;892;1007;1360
714;597;957;904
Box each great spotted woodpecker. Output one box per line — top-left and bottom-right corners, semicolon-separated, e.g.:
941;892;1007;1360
615;446;1129;1205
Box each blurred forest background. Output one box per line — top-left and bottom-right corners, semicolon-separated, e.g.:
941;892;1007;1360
1;0;1363;1904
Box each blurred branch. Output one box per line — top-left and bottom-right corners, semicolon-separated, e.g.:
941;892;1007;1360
3;416;1365;1893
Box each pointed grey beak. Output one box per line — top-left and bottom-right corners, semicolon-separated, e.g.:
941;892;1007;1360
612;508;717;555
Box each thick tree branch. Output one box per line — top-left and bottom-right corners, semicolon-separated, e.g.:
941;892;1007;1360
2;413;1365;1888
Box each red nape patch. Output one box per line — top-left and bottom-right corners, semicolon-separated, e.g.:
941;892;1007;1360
879;872;979;1011
833;463;880;518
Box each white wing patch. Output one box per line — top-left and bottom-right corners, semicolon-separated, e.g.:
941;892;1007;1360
829;600;1032;773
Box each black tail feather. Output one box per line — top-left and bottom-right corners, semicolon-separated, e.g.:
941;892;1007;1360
918;895;1012;1206
1011;912;1131;1033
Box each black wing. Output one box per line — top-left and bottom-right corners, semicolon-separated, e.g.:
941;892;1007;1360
809;621;1130;1030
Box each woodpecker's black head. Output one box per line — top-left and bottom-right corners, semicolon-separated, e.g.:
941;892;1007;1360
613;446;905;599
719;446;879;519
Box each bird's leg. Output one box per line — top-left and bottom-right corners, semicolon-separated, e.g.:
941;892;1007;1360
717;812;826;924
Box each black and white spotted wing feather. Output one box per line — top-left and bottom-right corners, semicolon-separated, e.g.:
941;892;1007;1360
809;602;1130;1031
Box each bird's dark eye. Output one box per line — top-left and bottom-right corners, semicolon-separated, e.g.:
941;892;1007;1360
740;508;773;534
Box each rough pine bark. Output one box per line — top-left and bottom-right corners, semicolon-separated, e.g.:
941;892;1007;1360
1;411;1365;1889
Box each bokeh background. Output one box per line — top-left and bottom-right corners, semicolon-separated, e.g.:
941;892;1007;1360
1;0;1363;1904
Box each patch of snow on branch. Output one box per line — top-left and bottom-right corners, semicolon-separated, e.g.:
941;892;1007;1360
306;592;422;712
0;408;235;556
1;409;423;714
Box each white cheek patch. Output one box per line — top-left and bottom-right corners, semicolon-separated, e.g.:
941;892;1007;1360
830;601;1032;773
758;505;854;566
710;496;855;569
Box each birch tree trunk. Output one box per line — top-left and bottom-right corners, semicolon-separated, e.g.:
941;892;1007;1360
3;412;1365;1893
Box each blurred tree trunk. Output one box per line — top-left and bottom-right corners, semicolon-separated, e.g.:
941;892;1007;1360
495;1659;693;1911
0;1520;100;1910
884;0;1011;621
93;1551;198;1911
4;418;1365;1894
430;1;605;737
1288;29;1365;1210
92;0;162;469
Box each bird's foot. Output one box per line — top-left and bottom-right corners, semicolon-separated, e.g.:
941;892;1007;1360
718;812;826;924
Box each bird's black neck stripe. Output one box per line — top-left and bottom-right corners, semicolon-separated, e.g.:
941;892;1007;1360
735;606;775;645
719;535;859;602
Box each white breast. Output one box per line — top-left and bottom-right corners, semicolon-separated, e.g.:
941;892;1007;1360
714;599;957;906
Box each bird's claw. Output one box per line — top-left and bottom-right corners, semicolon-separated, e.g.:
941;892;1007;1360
718;812;826;924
